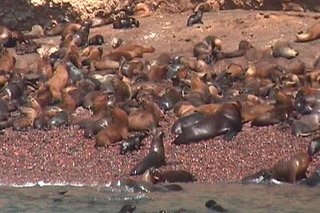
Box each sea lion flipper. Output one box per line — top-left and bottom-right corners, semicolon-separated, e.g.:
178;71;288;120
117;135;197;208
223;129;238;141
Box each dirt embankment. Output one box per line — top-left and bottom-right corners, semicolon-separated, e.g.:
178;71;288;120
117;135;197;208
1;0;319;30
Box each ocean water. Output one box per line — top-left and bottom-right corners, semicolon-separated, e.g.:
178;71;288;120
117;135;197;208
0;182;319;212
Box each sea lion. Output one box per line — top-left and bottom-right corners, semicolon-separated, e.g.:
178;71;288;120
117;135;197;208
134;3;151;17
172;102;242;144
157;87;182;111
270;138;320;183
88;34;104;46
302;169;320;187
186;9;204;27
113;17;139;29
95;107;129;147
128;99;162;132
73;21;91;47
61;23;81;41
48;111;70;128
119;133;147;154
84;116;111;138
130;129;165;175
296;21;320;42
119;204;136;213
193;36;222;63
47;62;69;101
205;199;228;212
272;41;298;59
142;168;196;184
171;111;206;135
12;107;38;131
0;47;16;73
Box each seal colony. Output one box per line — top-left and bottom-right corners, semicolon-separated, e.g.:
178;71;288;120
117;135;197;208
0;4;320;189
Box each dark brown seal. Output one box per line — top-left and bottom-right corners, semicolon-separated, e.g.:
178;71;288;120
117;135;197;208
119;133;147;155
172;102;242;144
187;9;204;27
113;17;139;29
130;129;165;176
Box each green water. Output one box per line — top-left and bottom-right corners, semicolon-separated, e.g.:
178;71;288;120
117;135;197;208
0;183;319;212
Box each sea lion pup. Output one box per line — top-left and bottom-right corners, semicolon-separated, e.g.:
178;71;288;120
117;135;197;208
128;98;162;132
0;47;16;73
73;21;92;47
156;86;182;111
217;40;253;60
134;3;151;17
130;129;166;176
270;138;320;183
95;106;129;147
88;34;104;46
187;8;204;27
271;41;298;59
119;204;136;213
172;102;242;145
142;168;196;184
205;199;228;212
12;107;38;131
60;23;81;41
146;53;171;81
113;17;139;29
193;35;222;63
296;21;320;42
119;133;148;154
47;61;69;101
107;44;155;61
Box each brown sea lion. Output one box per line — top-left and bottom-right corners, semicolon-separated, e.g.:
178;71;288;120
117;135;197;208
47;62;69;101
12;107;38;131
107;44;155;61
172;102;242;144
61;23;81;41
272;41;298;59
0;47;16;73
128;99;162;132
130;129;165;175
296;21;320;42
269;138;320;183
95;107;129;147
134;3;151;17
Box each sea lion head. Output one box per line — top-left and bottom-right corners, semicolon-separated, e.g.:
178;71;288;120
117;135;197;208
151;129;165;154
308;137;320;157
